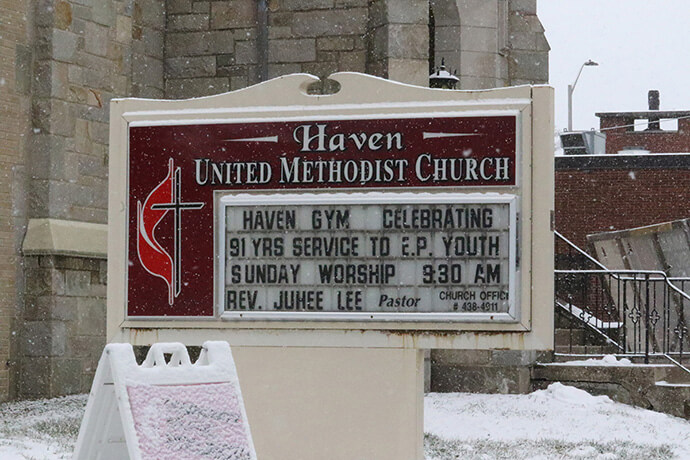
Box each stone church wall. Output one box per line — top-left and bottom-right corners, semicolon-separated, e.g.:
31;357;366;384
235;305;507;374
0;0;548;399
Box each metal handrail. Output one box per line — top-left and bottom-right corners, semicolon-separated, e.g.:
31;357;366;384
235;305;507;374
554;230;607;269
555;270;690;305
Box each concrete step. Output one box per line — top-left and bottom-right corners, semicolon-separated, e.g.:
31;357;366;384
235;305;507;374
552;353;664;364
532;362;690;418
554;344;620;355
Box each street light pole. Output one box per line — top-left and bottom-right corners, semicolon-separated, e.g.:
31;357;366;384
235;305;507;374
567;59;599;131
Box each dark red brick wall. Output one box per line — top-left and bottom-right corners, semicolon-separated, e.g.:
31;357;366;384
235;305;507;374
556;165;690;249
600;117;690;154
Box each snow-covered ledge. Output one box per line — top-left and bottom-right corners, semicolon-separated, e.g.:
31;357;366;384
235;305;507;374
22;218;107;259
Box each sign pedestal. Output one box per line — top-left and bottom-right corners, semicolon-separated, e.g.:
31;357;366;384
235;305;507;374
233;347;424;460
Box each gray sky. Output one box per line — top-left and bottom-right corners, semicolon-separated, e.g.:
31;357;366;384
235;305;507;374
537;1;690;132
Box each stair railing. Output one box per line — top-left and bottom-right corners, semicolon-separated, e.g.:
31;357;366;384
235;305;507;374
555;231;690;364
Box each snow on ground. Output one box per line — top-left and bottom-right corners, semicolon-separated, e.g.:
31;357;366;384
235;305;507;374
0;395;85;459
2;384;690;459
425;383;690;460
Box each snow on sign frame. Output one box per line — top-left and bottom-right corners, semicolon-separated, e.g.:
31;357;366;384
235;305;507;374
73;341;256;460
108;72;554;341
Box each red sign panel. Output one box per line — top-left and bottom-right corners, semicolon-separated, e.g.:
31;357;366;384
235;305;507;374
127;115;517;317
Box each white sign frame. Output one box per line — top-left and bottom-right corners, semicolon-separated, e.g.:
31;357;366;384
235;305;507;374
216;192;519;323
107;73;554;349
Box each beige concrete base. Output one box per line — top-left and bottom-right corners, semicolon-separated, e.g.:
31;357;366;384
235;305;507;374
232;346;424;460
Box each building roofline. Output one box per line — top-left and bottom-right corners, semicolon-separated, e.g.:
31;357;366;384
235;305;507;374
556;152;690;171
596;110;690;118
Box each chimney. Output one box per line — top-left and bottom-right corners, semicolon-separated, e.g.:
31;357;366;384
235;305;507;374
647;90;660;130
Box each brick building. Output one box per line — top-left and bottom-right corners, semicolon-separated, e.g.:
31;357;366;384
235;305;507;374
0;0;549;400
556;92;690;252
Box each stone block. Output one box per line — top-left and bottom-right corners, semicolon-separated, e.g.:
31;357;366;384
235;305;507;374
50;61;71;100
52;29;80;62
268;26;294;39
165;56;217;78
76;298;106;336
387;58;428;86
115;15;132;44
166;77;230;98
335;0;367;6
459;25;497;52
168;0;193;14
433;25;461;51
166;30;235;56
75;152;104;178
55;1;73;29
432;364;530;394
282;0;334;10
91;0;115;26
267;63;302;79
84;22;110;56
235;40;258;64
193;2;211;14
388;24;428;59
87;120;110;145
233;28;257;40
51;359;83;395
49;100;76;137
491;349;538;366
433;349;492;366
268;11;292;28
508;29;536;51
460;50;497;78
510;50;547;82
291;8;368;37
460;75;500;90
368;25;387;61
137;0;167;28
19;357;51;397
14;44;33;95
68;335;104;362
230;75;248;91
429;0;461;26
268;38;316;63
510;0;536;14
168;14;209;31
386;0;427;24
216;54;235;67
24;295;77;322
64;270;91;296
210;1;257;29
216;63;250;77
132;55;165;88
535;33;550;52
71;4;91;22
367;0;386;29
457;0;498;28
338;50;366;72
21;321;65;357
317;36;354;51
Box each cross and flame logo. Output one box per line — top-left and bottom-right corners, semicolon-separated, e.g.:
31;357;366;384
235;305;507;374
136;159;204;305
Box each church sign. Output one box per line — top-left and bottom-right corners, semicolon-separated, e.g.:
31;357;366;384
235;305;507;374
107;73;553;460
108;72;554;338
127;114;518;320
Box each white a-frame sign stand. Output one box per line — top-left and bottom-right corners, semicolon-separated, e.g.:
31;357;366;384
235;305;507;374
73;341;256;460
